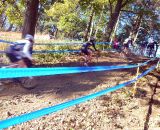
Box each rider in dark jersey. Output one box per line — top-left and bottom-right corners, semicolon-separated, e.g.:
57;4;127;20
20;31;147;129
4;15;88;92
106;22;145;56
147;37;158;57
81;37;97;55
122;36;133;55
81;37;98;66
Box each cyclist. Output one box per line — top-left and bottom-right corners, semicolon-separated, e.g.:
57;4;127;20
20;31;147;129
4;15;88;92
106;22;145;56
5;34;34;68
80;37;98;66
154;41;159;57
49;25;58;39
123;36;133;55
113;37;119;50
147;37;156;57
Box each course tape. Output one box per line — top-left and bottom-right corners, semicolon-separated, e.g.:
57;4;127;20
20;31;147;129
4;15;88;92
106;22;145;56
0;65;156;129
0;39;15;45
0;58;154;79
35;43;83;45
0;50;80;54
35;42;111;45
0;39;110;46
33;50;80;54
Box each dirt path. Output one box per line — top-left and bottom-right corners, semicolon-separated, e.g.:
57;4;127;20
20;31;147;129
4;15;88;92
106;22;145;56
0;52;160;130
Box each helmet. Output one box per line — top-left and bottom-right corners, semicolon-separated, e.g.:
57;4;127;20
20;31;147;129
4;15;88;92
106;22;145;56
25;34;34;42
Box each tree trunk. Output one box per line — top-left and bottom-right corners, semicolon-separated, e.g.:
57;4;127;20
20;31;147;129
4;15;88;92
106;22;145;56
7;24;13;31
1;16;6;29
110;11;121;43
84;7;94;41
132;15;143;44
104;0;123;41
0;15;3;29
88;13;95;40
22;0;39;38
94;6;104;38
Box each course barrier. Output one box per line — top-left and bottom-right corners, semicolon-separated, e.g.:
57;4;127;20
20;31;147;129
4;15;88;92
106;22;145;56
0;39;110;46
0;58;155;79
33;50;80;54
0;39;111;54
0;65;156;129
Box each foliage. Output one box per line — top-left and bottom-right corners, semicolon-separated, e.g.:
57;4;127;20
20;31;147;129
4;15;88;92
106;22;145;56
5;1;25;26
117;0;160;43
0;0;25;27
46;0;87;38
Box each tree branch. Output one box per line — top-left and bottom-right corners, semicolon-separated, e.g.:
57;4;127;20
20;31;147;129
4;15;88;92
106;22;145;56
108;0;113;16
122;0;130;8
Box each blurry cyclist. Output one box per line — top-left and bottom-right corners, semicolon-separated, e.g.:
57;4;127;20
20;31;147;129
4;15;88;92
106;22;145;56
5;34;34;68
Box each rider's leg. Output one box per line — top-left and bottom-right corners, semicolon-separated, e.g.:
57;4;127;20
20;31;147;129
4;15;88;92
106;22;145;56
83;54;89;66
87;49;93;63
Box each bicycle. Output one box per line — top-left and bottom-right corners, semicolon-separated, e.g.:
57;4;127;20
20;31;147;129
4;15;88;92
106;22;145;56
0;58;37;89
79;49;101;66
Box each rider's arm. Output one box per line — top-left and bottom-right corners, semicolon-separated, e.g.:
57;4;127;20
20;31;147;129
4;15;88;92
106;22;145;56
22;41;32;60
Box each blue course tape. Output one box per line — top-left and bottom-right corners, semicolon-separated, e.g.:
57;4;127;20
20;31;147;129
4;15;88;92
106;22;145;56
0;64;141;79
35;42;110;46
0;58;155;79
35;43;83;46
33;50;80;54
0;39;15;45
0;39;110;46
0;50;80;54
0;65;156;129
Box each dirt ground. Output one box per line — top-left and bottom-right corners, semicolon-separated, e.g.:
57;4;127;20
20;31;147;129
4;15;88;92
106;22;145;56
0;52;160;130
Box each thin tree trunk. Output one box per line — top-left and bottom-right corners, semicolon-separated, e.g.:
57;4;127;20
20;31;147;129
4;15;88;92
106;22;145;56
110;11;121;43
104;0;128;41
132;22;142;44
7;24;13;31
1;16;6;29
0;15;3;29
22;0;39;38
84;7;94;41
94;6;104;37
89;12;95;40
132;15;143;44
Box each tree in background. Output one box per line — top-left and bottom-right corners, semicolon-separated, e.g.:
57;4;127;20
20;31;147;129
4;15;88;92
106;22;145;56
79;0;108;41
118;0;160;44
46;0;87;39
0;0;159;43
104;0;132;42
0;0;24;31
36;0;57;34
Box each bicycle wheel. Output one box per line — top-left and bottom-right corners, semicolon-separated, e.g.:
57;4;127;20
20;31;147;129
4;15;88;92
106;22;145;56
19;77;37;89
79;56;87;66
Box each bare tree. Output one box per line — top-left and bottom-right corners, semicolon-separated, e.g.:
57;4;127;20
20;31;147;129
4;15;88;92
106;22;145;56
84;7;94;41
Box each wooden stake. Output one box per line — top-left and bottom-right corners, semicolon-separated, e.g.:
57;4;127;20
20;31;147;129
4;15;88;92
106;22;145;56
133;64;140;96
156;59;160;69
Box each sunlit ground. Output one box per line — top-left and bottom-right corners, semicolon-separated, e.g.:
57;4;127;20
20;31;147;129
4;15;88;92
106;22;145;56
0;31;82;43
